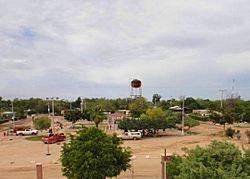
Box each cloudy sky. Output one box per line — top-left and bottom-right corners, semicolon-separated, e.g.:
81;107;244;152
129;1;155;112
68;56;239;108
1;0;250;100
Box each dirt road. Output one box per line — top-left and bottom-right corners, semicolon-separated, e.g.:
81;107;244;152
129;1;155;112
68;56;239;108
0;120;248;179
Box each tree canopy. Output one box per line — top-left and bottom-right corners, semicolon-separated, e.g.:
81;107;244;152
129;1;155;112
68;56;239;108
89;107;106;128
61;127;131;179
152;93;161;106
33;116;51;130
64;109;82;124
129;97;149;118
167;140;250;179
118;108;178;136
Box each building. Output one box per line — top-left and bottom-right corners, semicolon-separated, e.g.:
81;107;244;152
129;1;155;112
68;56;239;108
192;109;210;117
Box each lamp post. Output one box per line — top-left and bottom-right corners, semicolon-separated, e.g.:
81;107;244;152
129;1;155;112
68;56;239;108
131;155;136;179
46;98;50;116
46;97;59;133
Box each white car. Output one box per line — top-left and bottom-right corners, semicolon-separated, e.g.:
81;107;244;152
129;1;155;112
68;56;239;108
16;128;38;136
118;131;142;140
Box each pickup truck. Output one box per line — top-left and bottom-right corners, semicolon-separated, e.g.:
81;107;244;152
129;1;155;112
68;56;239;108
118;131;142;140
42;133;66;144
16;128;38;136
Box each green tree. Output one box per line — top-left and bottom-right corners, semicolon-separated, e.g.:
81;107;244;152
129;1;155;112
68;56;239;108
129;97;149;118
141;107;166;120
152;94;161;106
89;107;106;128
210;111;228;136
61;127;131;179
184;116;199;130
64;109;82;124
184;97;203;110
33;116;51;130
167;140;250;179
118;108;177;136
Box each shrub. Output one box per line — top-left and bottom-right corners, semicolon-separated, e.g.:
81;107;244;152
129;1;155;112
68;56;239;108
189;114;209;121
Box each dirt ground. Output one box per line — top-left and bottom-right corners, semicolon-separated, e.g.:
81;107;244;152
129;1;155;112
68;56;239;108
0;117;249;179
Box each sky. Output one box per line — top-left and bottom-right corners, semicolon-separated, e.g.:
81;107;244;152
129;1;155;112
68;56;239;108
1;0;250;101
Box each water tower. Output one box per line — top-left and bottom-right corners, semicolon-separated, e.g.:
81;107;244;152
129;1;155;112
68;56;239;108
130;79;142;98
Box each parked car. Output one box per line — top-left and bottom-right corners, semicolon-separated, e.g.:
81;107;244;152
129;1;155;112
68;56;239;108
118;131;142;140
42;133;66;144
16;128;38;136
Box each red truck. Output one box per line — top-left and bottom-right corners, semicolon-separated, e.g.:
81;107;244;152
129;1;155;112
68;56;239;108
42;133;66;144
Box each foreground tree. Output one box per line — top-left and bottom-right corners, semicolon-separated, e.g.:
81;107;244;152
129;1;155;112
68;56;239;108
167;140;250;178
61;127;131;179
33;116;51;130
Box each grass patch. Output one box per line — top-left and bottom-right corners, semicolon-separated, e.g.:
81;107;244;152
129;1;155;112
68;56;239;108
25;135;45;141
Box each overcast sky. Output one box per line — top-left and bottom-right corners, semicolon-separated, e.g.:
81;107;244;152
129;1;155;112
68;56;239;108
1;0;250;100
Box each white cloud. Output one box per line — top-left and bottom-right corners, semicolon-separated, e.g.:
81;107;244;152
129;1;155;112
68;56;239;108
1;0;250;99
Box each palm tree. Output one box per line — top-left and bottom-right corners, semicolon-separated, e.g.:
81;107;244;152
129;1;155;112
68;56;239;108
152;94;161;106
90;107;106;128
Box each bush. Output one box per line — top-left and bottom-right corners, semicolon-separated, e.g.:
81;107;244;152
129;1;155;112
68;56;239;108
226;127;235;138
189;114;209;121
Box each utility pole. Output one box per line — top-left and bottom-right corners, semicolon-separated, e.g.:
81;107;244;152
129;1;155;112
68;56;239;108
219;89;227;108
52;99;55;116
181;96;185;136
11;101;15;128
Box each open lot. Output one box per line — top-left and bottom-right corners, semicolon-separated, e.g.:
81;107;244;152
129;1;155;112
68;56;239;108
0;118;249;179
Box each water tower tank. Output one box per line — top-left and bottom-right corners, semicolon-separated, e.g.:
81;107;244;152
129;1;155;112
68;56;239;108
130;79;142;98
131;79;142;88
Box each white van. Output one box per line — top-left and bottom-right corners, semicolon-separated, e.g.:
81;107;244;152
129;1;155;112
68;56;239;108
118;131;142;140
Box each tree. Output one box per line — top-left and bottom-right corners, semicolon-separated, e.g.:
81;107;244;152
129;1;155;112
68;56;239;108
141;107;166;120
64;109;82;124
210;111;228;136
61;127;131;179
118;108;178;136
33;116;51;130
152;94;161;106
184;116;199;130
89;107;106;128
129;97;149;118
167;140;250;178
184;97;203;110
